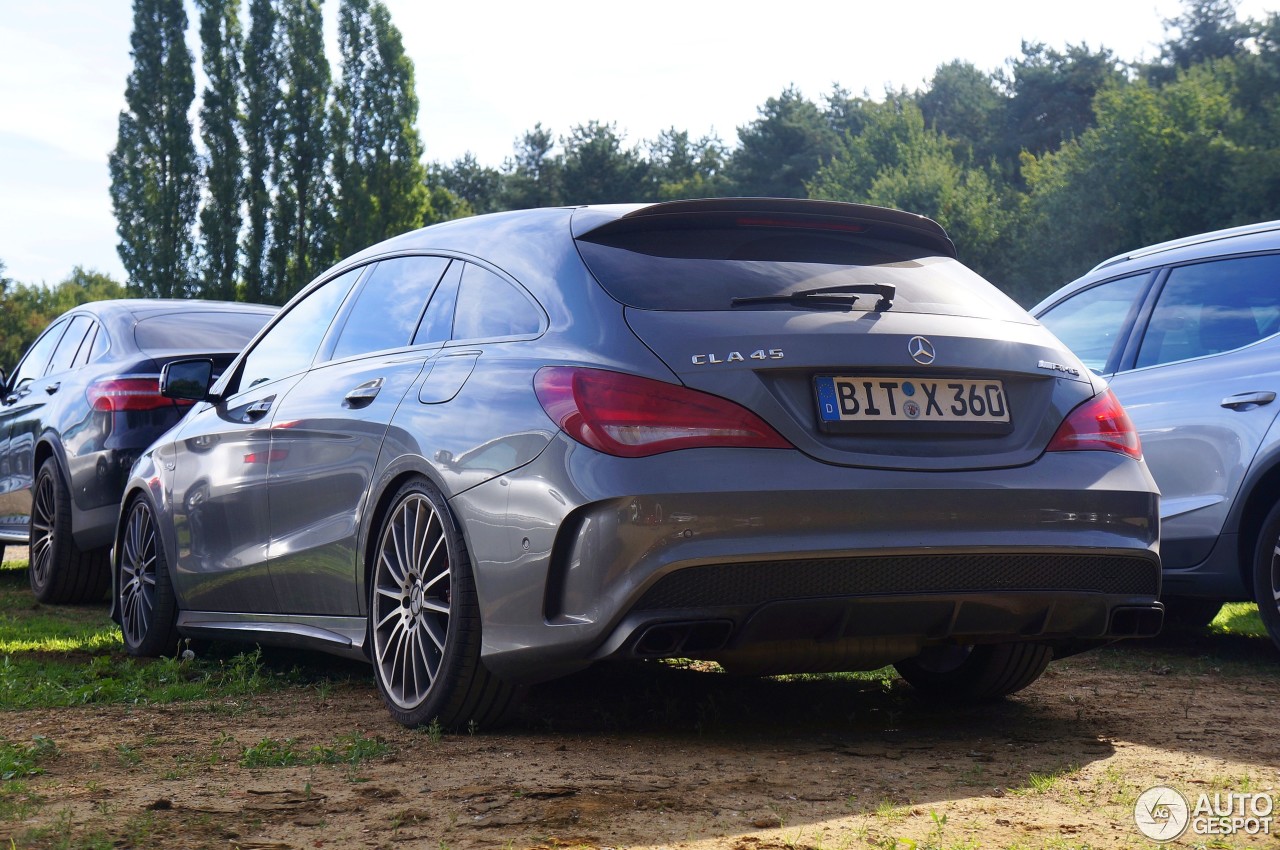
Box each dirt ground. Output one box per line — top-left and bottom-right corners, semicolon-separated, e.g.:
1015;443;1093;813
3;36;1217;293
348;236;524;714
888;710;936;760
1;627;1278;850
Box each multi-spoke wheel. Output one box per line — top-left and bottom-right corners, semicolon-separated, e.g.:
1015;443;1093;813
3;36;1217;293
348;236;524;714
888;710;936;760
118;497;178;656
29;458;109;604
1253;502;1280;654
895;642;1053;700
369;478;516;729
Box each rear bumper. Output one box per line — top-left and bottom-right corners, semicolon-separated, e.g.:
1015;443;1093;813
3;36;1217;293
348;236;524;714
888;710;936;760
453;438;1161;684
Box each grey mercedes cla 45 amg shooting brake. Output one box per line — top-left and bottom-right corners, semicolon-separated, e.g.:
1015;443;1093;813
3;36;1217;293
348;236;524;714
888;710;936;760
112;199;1163;728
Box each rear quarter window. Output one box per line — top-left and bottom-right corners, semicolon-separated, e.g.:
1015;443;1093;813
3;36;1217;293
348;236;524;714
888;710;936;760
134;311;273;352
575;226;1030;322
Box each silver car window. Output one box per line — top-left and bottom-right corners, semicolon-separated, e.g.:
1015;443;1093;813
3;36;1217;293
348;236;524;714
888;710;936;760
1038;274;1147;373
1136;254;1280;368
331;256;450;360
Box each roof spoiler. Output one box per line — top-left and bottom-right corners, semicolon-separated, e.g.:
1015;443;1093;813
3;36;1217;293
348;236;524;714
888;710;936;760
573;197;957;259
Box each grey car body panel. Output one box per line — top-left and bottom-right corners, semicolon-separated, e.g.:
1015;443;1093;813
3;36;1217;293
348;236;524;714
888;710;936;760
1033;226;1280;599
115;200;1161;686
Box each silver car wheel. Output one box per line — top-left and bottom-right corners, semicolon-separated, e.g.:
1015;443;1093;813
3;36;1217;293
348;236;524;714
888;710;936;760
119;500;158;648
29;471;56;591
372;493;451;711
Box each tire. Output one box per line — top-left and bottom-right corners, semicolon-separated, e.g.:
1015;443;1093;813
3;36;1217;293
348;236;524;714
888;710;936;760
1252;501;1280;653
29;458;110;604
894;642;1053;700
369;478;517;730
117;497;180;657
1161;596;1223;633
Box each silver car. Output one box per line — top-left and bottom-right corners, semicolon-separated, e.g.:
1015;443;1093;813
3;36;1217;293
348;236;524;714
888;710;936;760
113;199;1162;729
1035;220;1280;649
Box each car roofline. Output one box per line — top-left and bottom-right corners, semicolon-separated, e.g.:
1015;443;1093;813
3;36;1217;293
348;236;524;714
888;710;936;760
1090;219;1280;273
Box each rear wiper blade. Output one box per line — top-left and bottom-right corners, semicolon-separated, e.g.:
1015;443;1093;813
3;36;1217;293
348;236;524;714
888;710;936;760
731;283;896;311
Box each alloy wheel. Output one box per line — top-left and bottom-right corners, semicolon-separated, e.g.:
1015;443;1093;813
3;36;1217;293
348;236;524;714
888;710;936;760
372;493;452;710
29;471;56;591
119;500;158;647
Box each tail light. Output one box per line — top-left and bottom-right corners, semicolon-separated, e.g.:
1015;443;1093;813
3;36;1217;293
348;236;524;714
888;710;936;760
534;366;791;458
88;377;186;412
1046;389;1142;460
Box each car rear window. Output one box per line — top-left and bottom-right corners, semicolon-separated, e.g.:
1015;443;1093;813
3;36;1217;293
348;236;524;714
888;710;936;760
575;226;1031;322
134;311;272;352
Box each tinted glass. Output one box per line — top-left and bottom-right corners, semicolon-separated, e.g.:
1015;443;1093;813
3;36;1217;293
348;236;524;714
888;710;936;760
1136;254;1280;368
10;319;68;389
577;227;1031;321
331;257;449;360
238;270;360;392
135;311;273;352
83;323;108;363
46;315;95;375
451;263;543;340
413;261;460;346
1038;274;1147;373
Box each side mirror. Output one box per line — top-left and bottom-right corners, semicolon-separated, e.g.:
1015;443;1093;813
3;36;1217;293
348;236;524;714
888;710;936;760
160;359;217;402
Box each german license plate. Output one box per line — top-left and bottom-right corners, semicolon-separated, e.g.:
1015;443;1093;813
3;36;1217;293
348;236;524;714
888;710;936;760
815;376;1010;424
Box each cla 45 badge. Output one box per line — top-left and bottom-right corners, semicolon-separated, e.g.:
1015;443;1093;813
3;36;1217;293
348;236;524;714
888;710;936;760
691;348;784;365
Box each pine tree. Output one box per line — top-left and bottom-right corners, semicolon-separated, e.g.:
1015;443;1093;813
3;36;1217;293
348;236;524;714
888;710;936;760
196;0;244;301
109;0;200;298
242;0;281;303
331;0;428;257
269;0;332;301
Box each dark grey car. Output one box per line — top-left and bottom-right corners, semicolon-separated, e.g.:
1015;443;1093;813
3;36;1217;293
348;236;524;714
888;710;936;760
0;300;274;602
1034;220;1280;649
113;199;1162;728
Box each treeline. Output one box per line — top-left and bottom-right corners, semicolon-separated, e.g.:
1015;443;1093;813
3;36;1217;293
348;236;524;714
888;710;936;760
6;0;1280;369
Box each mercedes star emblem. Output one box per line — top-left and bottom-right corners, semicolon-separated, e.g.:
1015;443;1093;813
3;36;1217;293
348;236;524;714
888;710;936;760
908;336;936;365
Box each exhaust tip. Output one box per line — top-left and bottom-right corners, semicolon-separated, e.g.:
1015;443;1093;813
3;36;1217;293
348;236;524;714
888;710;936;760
1109;605;1164;638
633;620;733;657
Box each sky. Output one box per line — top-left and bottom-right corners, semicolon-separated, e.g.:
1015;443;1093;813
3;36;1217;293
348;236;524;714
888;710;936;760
0;0;1275;288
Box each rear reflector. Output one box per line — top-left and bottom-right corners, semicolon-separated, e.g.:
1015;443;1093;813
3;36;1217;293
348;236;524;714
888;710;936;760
534;367;791;458
88;377;185;412
1046;389;1142;460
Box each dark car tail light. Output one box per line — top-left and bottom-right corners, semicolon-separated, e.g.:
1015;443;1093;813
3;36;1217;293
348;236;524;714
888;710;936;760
1046;389;1142;460
534;366;791;458
88;377;186;412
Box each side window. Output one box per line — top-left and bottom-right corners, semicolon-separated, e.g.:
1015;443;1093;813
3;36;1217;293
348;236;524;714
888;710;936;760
9;319;69;390
236;268;361;393
330;256;450;361
1038;274;1147;373
1136;254;1280;368
86;323;110;364
76;322;103;367
412;261;461;346
451;263;543;341
46;315;95;375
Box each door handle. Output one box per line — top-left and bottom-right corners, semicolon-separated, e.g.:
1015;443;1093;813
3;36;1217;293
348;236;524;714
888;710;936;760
245;399;273;420
1221;391;1276;410
44;383;60;395
343;377;384;408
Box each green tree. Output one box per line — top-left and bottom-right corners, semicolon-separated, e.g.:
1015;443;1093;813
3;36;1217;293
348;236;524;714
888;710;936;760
196;0;244;301
428;154;503;215
1000;41;1126;161
727;86;841;197
241;0;281;303
331;0;429;258
559;121;649;204
1156;0;1251;75
1014;64;1250;300
109;0;200;298
269;0;333;301
918;61;1006;164
647;128;728;200
0;268;127;370
500;123;561;209
809;99;1011;285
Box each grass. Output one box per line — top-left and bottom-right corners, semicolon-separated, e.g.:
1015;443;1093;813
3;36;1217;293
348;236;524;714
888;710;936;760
0;556;318;711
239;733;389;768
1209;601;1268;638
